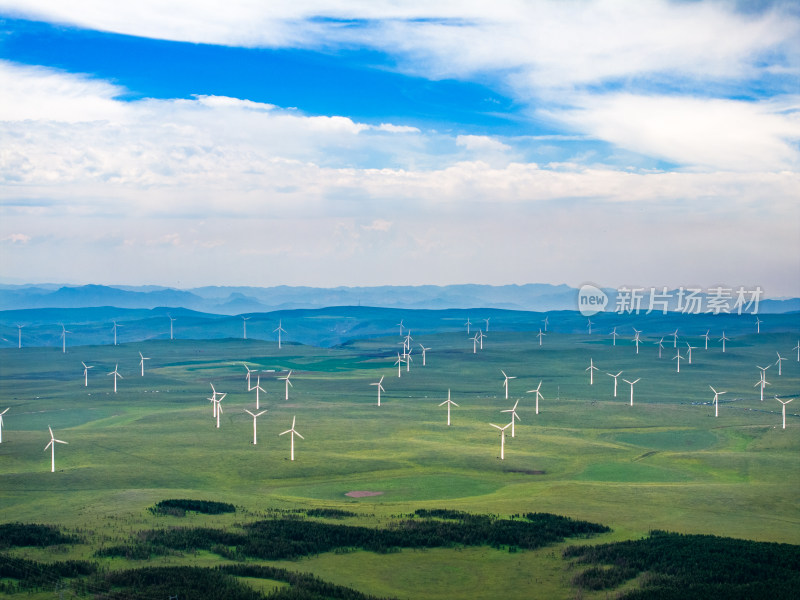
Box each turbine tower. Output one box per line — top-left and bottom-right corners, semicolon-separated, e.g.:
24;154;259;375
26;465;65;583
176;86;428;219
484;317;491;332
243;363;256;389
241;316;250;340
671;329;679;348
274;320;287;349
82;362;93;387
775;352;786;376
755;317;763;333
623;378;640;406
394;353;403;377
502;400;521;437
608;371;622;397
213;394;224;428
526;381;543;415
44;426;67;473
673;350;683;373
793;340;800;362
108;364;123;393
465;317;472;335
17;324;23;349
685;343;696;365
542;315;549;332
370;375;385;407
537;329;545;346
280;370;293;401
396;320;404;336
0;408;8;443
501;370;516;400
719;332;729;353
656;337;665;359
139;351;150;376
244;409;267;444
775;396;793;429
609;327;619;346
633;329;642;355
168;315;176;340
279;416;304;461
490;422;512;460
439;389;458;426
251;376;266;410
477;330;486;350
709;385;726;418
419;344;430;366
702;330;710;350
587;318;594;335
112;321;122;346
586;359;599;385
60;324;70;353
471;333;479;354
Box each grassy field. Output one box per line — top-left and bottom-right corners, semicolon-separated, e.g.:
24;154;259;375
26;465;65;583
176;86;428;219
1;313;798;598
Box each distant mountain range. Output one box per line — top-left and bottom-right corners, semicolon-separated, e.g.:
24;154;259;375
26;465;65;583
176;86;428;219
0;283;797;314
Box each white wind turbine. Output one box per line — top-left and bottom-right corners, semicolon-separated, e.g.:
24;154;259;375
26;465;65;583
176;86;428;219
82;362;93;387
542;315;549;332
702;330;710;350
793;340;800;362
244;409;267;444
502;400;521;437
280;370;293;401
673;350;683;373
775;396;793;429
108;364;123;393
44;426;67;472
671;329;679;348
404;331;414;352
719;332;729;353
213;394;225;428
709;385;726;418
209;383;220;417
656;337;665;359
394;353;403;377
405;347;413;372
371;375;385;406
587;318;594;335
60;323;70;353
501;370;516;400
754;368;770;402
755;317;763;333
419;344;430;366
17;324;23;349
609;327;619;346
251;376;266;410
477;330;486;350
396;320;404;336
537;329;545;346
112;321;122;346
243;363;256;390
465;317;472;335
242;316;250;340
0;408;8;443
471;333;479;354
168;315;176;340
633;329;642;354
439;389;458;426
526;381;543;415
623;378;640;406
139;351;150;376
775;352;786;376
608;371;622;397
685;343;696;365
274;320;287;349
279;416;304;461
490;422;511;460
484;317;491;332
586;359;599;385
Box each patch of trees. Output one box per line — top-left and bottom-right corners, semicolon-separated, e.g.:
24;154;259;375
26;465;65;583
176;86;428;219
564;530;800;599
0;553;96;594
148;498;236;516
0;522;79;548
306;508;358;519
124;510;609;560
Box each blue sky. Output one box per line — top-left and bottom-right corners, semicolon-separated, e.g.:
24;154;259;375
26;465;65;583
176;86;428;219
0;1;798;296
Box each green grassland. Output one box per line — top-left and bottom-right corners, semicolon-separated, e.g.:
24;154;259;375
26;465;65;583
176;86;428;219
0;315;798;599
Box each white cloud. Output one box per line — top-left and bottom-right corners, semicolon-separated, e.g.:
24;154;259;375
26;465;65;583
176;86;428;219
2;233;30;243
456;135;512;154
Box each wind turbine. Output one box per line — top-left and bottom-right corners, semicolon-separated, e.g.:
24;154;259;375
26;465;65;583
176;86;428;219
793;340;800;362
537;329;545;346
279;416;304;461
471;333;479;354
370;375;385;406
242;316;250;340
244;409;267;444
405;348;413;372
526;381;543;415
586;359;599;385
633;329;641;355
396;320;404;336
139;351;150;376
439;389;458;426
502;400;521;437
484;317;490;332
609;327;619;346
702;330;710;350
542;315;549;332
775;396;793;429
81;362;93;387
755;317;763;333
112;321;122;346
404;331;414;351
709;385;726;418
44;426;67;472
490;422;511;460
0;408;8;443
673;350;683;373
587;318;594;335
108;364;123;393
656;337;664;359
775;352;786;376
251;376;266;410
501;370;516;399
477;330;486;350
17;324;23;349
243;363;257;389
671;329;679;348
210;383;219;417
60;324;70;353
623;378;640;406
214;394;224;428
167;315;176;340
685;343;696;365
419;344;430;366
274;320;287;349
465;317;472;335
719;332;729;353
608;371;622;397
280;370;293;401
754;372;770;402
394;353;403;377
